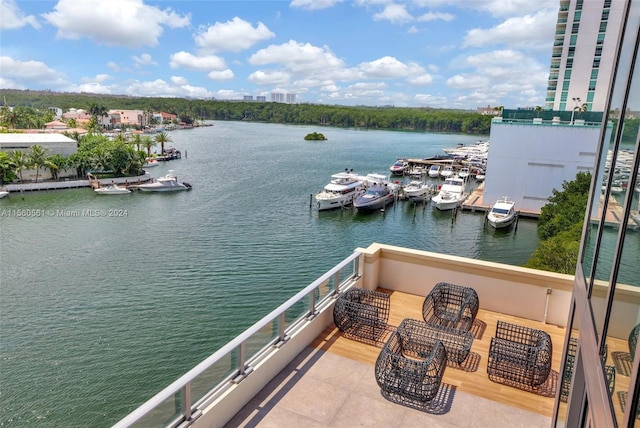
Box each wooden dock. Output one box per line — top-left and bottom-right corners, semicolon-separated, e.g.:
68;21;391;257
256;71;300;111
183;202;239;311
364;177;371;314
462;184;639;229
4;173;152;193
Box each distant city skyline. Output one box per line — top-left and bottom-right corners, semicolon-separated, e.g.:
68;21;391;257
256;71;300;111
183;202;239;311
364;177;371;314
2;0;562;109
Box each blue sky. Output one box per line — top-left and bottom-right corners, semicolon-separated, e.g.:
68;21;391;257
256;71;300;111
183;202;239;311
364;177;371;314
1;0;560;109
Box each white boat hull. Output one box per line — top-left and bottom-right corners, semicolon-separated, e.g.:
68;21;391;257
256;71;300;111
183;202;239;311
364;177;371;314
138;183;189;192
432;195;464;210
0;190;9;199
487;198;517;229
95;188;131;195
316;192;361;210
487;215;516;229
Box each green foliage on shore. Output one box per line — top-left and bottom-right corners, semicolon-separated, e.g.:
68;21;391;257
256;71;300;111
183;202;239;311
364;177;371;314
304;132;327;141
0;136;146;184
0;89;493;135
525;172;592;274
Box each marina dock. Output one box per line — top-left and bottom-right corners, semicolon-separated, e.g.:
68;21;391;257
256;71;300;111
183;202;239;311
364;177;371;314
4;173;152;193
461;183;639;229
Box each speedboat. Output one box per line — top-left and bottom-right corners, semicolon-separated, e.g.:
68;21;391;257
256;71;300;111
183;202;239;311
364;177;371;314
487;197;517;229
440;165;455;178
407;165;427;178
354;184;395;212
458;167;471;179
94;184;131;195
0;189;8;199
427;164;441;178
315;170;364;211
403;180;435;203
389;160;409;176
137;170;192;192
431;176;466;210
143;159;160;168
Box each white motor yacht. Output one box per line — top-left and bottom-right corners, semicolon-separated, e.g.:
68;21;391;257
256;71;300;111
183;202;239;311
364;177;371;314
431;176;466;210
427;164;441;178
487;197;517;229
137;170;191;192
440;165;455;178
315;170;364;211
402;180;435;203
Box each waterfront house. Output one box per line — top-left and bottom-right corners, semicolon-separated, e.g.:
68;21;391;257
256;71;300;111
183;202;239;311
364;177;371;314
0;133;77;181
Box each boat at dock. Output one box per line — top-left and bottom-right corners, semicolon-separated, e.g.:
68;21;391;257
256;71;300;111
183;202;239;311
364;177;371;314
142;159;160;168
402;180;436;203
427;164;441;178
353;183;395;212
136;170;192;192
431;176;466;210
315;170;365;211
94;184;131;195
389;159;409;176
486;197;517;229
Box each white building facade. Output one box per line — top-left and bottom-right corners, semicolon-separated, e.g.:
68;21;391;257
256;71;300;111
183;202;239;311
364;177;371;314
546;0;626;112
484;117;607;213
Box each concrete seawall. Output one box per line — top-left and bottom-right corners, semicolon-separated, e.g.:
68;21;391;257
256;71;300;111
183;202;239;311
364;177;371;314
4;173;152;193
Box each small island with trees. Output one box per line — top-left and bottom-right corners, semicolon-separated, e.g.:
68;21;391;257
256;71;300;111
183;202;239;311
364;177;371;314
304;132;327;141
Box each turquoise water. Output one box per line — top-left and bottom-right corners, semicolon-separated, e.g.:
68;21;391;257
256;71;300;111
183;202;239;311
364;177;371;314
0;122;540;427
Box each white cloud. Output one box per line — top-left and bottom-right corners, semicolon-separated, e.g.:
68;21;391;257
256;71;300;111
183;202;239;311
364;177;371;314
214;89;245;100
132;53;157;67
207;69;234;81
471;0;558;18
249;40;345;75
195;17;275;53
121;78;213;98
107;61;120;72
248;70;291;86
463;10;557;50
408;74;433;85
0;56;65;84
170;76;188;85
42;0;190;48
446;74;491;90
289;0;343;11
169;51;227;71
65;82;112;94
417;11;454;22
373;4;413;24
80;73;111;84
414;93;449;106
359;56;423;79
1;0;41;30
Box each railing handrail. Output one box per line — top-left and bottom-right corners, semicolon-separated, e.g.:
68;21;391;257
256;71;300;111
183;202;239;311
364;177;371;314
113;250;362;428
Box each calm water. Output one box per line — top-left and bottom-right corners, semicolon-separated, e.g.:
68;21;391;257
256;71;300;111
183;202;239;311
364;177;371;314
0;122;541;427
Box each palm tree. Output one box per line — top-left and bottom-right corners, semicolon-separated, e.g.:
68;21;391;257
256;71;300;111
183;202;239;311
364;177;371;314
493;106;504;116
0;151;17;184
28;145;55;182
47;154;66;180
142;136;156;157
154;132;172;155
10;150;29;182
130;133;143;152
88;102;108;130
534;106;544;118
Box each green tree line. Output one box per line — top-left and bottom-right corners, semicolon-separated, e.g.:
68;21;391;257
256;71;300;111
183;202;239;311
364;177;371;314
0;89;493;134
524;172;592;274
0;133;160;184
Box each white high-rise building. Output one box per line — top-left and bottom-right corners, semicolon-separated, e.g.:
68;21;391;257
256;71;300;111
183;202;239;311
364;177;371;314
546;0;626;112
